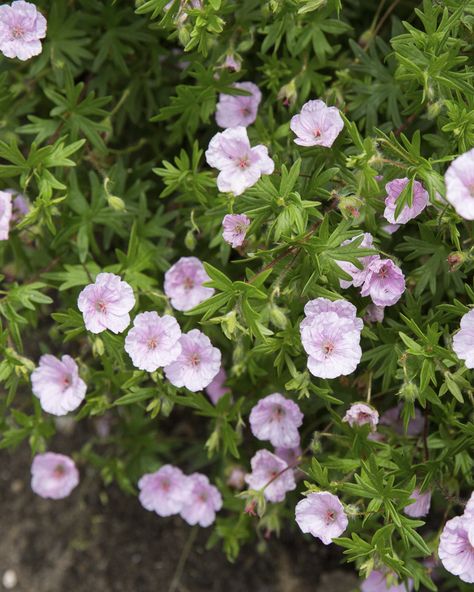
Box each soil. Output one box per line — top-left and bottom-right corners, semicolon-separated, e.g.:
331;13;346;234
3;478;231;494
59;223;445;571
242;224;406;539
0;437;359;592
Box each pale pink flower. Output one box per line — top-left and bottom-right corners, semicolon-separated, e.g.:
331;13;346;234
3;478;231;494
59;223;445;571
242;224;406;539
164;256;214;312
31;354;86;416
164;329;221;392
364;304;385;323
383;178;429;224
295;491;348;545
245;449;296;503
403;488;431;518
216;82;261;128
0;190;12;240
438;515;474;583
180;473;222;527
453;309;474;369
465;492;474;518
138;465;192;517
300;312;362;379
301;297;363;332
227;466;246;489
337;233;377;289
445;148;474;220
343;403;379;431
78;273;135;334
205;367;230;404
382;223;400;235
361;258;405;307
249;393;303;448
223;54;241;72
290;100;344;148
275;444;302;467
361;570;413;592
205;126;274;196
222;213;250;247
31;452;79;500
124;312;182;372
0;1;46;61
380;404;423;436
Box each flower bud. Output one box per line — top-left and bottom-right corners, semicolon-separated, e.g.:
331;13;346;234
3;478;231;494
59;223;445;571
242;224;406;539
107;194;126;211
447;251;465;271
277;79;297;108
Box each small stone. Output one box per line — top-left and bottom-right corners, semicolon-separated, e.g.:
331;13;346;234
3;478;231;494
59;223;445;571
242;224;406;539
2;570;18;589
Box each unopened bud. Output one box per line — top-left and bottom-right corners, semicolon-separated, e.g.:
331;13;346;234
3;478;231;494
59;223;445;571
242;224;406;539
447;251;465;271
107;194;126;211
277;79;297;108
400;382;418;402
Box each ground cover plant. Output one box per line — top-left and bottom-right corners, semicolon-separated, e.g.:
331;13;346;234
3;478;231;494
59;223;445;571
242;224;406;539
0;0;474;590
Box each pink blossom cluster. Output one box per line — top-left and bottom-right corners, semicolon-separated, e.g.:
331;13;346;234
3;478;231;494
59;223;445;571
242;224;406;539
300;297;363;379
138;465;222;527
0;1;46;61
245;394;304;501
438;492;474;583
337;233;405;307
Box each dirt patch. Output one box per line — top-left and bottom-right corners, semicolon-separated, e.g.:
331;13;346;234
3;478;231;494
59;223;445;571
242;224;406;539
0;440;359;592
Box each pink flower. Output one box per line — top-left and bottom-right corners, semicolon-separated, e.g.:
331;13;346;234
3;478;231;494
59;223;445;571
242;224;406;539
205;126;274;196
180;473;223;527
290;100;344;148
383;178;429;224
403;488;431;518
31;452;79;500
343;403;379;431
124;312;182;372
249;393;303;448
164;256;214;312
301;297;363;332
439;515;474;583
361;570;413;592
78;273;135;334
31;354;86;416
222;213;250;248
295;491;348;545
382;223;400;235
275;444;302;467
337;233;377;289
453;309;474;369
223;54;241;72
0;190;13;240
164;329;221;392
0;1;47;61
227;466;246;489
361;258;405;307
445;148;474;220
138;465;192;517
380;404;423;436
215;82;261;128
364;304;385;323
300;312;362;379
205;367;230;404
245;449;296;503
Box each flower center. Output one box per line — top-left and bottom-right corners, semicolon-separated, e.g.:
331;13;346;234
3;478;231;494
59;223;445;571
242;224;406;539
323;342;334;356
199;493;208;503
241;107;251;117
183;277;194;291
53;464;65;478
63;375;72;389
95;300;107;313
326;510;336;524
378;265;388;279
270;470;278;478
11;26;24;39
237;156;250;169
147;337;158;350
273;405;285;420
313;129;321;138
189;353;201;367
161;479;171;492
